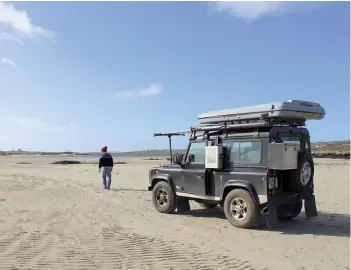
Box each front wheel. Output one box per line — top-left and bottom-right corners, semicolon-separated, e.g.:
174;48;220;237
223;189;258;229
152;181;176;214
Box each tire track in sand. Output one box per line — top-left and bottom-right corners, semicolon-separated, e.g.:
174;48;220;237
0;173;266;270
0;225;263;270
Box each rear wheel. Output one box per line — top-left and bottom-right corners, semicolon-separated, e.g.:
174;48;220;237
223;189;257;229
152;181;176;214
277;199;303;220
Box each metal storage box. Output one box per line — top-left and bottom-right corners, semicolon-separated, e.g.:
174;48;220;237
268;143;298;170
205;146;223;169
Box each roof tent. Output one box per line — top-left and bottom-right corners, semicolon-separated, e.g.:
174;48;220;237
197;100;326;125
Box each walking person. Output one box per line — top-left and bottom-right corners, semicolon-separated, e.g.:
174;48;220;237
99;146;114;190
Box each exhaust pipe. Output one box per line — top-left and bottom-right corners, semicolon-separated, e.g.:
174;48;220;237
262;207;268;214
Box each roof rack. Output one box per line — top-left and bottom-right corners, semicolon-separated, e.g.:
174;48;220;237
191;118;306;132
153;131;190;163
153;131;190;137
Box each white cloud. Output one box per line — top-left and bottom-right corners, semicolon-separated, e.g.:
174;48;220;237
212;1;309;21
113;83;163;100
1;57;20;71
0;115;75;133
0;32;23;45
0;1;54;39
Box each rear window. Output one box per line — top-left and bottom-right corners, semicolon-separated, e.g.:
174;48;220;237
280;136;301;150
278;135;311;153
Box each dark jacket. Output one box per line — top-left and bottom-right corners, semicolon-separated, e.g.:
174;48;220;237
99;152;114;168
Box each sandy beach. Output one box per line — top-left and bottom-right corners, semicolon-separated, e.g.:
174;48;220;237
0;156;349;270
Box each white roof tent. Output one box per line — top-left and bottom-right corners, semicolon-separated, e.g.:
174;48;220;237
197;100;326;126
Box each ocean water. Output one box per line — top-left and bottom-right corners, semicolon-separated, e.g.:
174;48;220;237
0;152;170;166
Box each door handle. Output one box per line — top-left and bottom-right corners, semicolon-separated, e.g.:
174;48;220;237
197;175;204;179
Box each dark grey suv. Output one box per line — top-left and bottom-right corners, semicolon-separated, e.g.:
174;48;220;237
148;120;318;229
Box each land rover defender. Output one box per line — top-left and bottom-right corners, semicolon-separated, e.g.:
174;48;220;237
148;100;326;229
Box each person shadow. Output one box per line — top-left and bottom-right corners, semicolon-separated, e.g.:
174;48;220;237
179;207;350;237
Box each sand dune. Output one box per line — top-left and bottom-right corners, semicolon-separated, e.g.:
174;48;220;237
0;156;349;270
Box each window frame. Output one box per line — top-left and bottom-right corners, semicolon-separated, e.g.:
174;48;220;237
224;139;263;165
184;140;207;165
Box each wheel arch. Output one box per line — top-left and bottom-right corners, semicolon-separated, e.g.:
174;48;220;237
222;180;261;208
150;174;175;191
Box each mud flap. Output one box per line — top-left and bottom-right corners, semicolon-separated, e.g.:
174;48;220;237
266;199;279;228
304;194;318;218
176;198;190;213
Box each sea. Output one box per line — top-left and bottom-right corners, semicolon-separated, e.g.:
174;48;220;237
0;152;171;166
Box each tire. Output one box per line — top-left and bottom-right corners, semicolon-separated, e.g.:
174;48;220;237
152;181;176;214
294;153;314;192
223;189;258;229
277;199;303;220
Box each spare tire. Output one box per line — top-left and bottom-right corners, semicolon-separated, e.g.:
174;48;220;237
293;152;314;192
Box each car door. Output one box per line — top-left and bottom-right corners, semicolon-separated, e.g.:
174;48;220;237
181;140;207;196
221;139;268;199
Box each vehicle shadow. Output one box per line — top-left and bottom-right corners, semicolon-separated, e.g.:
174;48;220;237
109;188;148;192
180;208;350;237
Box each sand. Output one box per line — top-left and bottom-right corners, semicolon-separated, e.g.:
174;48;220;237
0;156;349;270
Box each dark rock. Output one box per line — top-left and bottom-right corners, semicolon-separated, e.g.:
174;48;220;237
50;160;81;165
16;162;32;165
312;152;350;159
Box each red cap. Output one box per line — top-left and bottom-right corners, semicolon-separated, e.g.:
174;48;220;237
101;146;107;152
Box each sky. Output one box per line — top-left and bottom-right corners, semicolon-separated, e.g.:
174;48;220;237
0;1;350;152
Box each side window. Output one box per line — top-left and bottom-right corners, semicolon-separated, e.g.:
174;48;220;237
230;141;262;164
186;141;206;164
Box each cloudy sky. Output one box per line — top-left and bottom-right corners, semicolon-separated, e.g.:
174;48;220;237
0;1;349;151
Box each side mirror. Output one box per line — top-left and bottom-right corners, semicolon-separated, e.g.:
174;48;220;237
189;154;195;163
